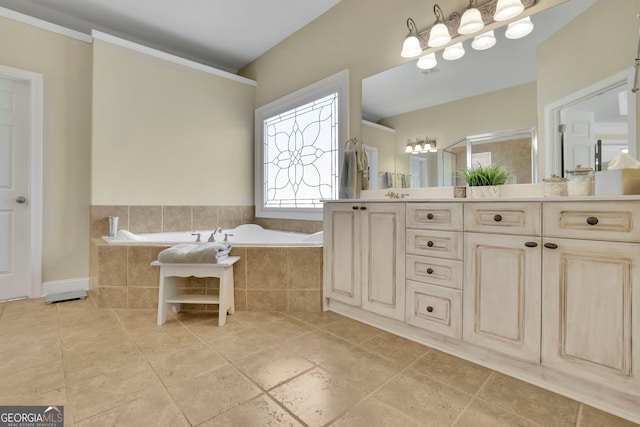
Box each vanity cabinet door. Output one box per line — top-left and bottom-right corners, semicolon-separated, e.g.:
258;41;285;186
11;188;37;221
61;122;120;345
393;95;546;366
542;237;640;390
361;203;406;321
323;203;361;307
463;233;541;363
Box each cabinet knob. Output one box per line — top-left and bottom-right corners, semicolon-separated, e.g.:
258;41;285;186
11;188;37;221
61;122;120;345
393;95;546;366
352;206;358;210
426;268;434;274
586;216;599;225
426;306;434;313
493;214;502;222
427;213;434;220
525;242;538;248
427;241;434;247
544;243;558;249
360;206;367;211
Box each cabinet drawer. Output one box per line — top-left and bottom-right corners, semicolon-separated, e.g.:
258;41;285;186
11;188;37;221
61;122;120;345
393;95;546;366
406;229;463;260
544;202;640;242
406;203;463;231
406;254;462;289
464;202;541;236
406;280;461;339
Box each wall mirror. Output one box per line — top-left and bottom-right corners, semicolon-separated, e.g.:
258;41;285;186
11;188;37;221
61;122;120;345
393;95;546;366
361;0;636;188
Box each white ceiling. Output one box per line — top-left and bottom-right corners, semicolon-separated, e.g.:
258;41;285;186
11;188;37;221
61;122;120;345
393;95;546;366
0;0;342;72
362;0;599;122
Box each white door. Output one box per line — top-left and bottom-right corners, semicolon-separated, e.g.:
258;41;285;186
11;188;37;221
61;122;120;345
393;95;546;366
0;77;30;300
561;110;595;171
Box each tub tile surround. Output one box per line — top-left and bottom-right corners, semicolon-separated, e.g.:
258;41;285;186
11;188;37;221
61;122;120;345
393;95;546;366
0;296;634;426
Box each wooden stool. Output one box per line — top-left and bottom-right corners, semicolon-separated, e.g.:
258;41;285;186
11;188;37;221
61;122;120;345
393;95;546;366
151;256;239;327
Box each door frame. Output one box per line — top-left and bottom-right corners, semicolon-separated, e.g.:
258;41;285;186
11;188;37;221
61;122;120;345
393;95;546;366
0;65;43;298
545;68;637;177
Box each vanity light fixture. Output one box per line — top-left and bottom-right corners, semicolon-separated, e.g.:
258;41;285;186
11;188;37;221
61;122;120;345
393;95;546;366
472;30;497;50
401;18;423;58
505;16;534;39
406;138;437;153
443;42;465;60
494;0;525;21
458;0;484;35
428;4;452;48
417;52;438;69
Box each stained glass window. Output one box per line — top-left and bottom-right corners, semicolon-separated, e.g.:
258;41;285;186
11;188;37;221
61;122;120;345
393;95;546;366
262;93;339;209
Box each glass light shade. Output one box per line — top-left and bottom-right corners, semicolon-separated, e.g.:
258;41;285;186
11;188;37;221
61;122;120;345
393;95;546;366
405;143;413;153
443;43;465;60
401;35;422;58
413;142;424;152
471;30;496;50
505;16;534;39
458;7;484;35
416;52;438;70
427;22;451;47
494;0;524;21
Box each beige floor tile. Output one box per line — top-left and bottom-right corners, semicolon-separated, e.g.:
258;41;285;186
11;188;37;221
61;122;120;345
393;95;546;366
172;309;221;326
146;342;228;386
454;398;541;427
284;330;354;364
254;317;316;342
210;328;279;361
235;343;314;390
188;317;251;343
230;311;286;328
134;327;201;357
69;363;161;421
409;349;493;394
478;372;580;426
373;370;472;426
287;311;344;327
0;322;60;341
0;333;60;354
167;365;261;426
270;367;367;427
1;384;67;406
0;360;66;401
114;308;185;338
75;389;188;427
320;346;404;393
323;318;382;344
200;394;303;426
361;331;429;366
0;336;61;374
579;405;639;427
330;396;423;427
62;329;131;355
65;341;146;384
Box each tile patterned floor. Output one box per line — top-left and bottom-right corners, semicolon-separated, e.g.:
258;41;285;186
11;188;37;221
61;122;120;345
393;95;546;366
0;296;636;426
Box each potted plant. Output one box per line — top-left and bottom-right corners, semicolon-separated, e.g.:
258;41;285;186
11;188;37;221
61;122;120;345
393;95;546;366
459;164;511;198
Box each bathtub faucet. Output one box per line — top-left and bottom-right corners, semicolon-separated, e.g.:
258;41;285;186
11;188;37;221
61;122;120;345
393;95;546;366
191;232;201;242
208;227;223;242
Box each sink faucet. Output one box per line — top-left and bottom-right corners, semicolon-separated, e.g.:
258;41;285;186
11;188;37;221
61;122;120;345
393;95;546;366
385;191;400;199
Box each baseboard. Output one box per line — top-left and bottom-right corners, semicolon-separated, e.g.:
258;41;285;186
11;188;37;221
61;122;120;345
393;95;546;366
42;277;89;296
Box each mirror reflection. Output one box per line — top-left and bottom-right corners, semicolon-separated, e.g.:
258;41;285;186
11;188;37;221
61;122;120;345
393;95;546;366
361;0;636;188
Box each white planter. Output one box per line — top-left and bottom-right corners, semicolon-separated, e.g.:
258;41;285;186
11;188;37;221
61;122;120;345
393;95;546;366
468;185;500;198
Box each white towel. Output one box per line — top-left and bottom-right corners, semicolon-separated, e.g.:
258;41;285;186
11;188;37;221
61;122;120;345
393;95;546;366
157;242;232;264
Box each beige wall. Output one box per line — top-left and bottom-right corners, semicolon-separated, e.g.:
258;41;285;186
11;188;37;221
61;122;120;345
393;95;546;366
92;39;256;205
537;0;639;177
0;17;92;282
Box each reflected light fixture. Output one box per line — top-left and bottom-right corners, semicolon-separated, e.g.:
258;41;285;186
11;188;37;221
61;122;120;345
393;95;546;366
401;18;422;58
443;42;465;60
472;30;497;50
428;4;451;47
494;0;525;21
458;0;484;35
505;16;534;39
405;138;437;153
417;52;438;70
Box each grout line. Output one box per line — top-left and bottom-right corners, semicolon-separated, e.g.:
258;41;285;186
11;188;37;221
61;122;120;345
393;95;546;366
450;370;496;426
575;403;584;427
55;303;73;425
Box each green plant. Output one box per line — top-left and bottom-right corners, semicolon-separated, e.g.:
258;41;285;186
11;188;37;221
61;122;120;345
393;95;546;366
459;164;511;186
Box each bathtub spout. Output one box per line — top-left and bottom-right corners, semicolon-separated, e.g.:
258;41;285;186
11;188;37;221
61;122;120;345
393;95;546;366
191;232;201;242
208;227;223;242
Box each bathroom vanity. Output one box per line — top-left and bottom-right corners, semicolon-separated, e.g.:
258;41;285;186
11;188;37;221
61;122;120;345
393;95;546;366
323;196;640;423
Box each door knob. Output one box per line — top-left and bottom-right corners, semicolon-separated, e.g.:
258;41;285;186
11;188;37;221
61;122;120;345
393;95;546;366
15;196;26;204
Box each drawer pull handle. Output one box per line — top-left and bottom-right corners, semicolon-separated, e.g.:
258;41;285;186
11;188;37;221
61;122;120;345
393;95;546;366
427;213;434;220
426;306;434;313
352;206;358;210
586;216;599;225
360;206;367;211
427;241;434;247
525;242;538;248
493;214;502;222
544;243;558;249
426;268;434;274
